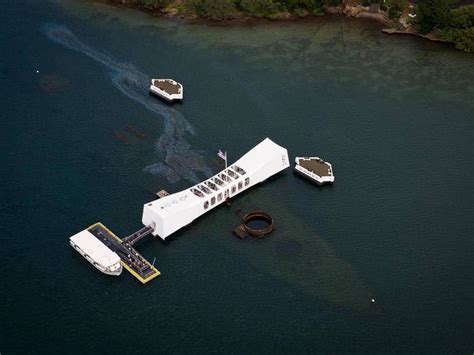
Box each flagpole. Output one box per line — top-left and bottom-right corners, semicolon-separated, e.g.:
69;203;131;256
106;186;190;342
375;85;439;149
218;149;228;170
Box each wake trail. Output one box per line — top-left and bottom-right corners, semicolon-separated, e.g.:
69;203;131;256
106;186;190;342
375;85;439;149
42;24;212;183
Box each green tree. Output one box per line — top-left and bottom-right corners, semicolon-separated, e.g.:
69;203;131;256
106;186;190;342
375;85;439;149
238;0;279;16
279;0;326;12
142;0;172;9
417;0;452;33
386;0;408;19
437;5;474;52
450;5;474;28
189;0;238;19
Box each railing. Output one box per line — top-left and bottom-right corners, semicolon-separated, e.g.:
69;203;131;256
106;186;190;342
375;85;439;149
122;225;154;245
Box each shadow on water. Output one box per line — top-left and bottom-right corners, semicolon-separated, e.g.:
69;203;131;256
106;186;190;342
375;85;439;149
42;23;212;183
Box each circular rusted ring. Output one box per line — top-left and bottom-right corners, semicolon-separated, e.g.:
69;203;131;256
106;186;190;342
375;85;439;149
242;211;275;237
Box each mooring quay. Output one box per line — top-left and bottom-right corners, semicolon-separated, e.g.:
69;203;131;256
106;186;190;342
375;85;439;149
87;223;160;284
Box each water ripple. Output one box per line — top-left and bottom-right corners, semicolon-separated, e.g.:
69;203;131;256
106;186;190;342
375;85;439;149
42;23;212;183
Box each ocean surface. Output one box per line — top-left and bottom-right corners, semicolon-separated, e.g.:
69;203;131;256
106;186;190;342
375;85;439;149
1;0;473;353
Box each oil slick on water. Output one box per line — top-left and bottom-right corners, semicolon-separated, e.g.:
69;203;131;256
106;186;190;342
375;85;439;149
42;24;212;184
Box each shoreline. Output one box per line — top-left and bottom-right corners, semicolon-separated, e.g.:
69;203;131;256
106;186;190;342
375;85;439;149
89;0;392;26
381;28;450;43
89;0;454;48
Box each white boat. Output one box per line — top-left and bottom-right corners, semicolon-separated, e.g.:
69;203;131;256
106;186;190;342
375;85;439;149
142;138;289;240
149;78;183;102
70;229;122;276
294;156;334;185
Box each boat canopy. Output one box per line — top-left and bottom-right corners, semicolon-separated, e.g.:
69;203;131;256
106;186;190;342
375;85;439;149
70;230;120;268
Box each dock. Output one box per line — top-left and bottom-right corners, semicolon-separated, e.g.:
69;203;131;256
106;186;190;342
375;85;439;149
149;79;183;102
298;158;332;177
294;156;334;185
87;222;160;284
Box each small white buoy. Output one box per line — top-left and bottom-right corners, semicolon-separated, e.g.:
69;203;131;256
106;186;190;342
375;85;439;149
371;298;376;303
36;70;40;74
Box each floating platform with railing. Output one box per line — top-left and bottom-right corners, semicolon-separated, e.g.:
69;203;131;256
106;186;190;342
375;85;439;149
294;156;334;185
149;78;183;102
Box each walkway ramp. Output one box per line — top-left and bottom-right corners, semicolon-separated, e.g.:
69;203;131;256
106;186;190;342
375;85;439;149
88;223;160;284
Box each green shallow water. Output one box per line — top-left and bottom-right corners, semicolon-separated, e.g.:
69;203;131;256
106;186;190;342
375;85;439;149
0;0;473;352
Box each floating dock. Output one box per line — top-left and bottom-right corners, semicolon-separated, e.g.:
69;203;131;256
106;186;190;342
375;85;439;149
294;156;334;185
87;222;160;284
149;78;183;102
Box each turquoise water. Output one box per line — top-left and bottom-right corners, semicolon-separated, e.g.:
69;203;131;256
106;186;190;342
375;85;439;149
1;0;473;352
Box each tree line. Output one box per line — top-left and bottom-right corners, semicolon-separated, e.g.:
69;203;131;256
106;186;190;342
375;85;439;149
117;0;343;19
417;1;473;52
114;0;473;52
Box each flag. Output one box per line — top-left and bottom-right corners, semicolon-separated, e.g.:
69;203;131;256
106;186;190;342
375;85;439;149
218;149;227;161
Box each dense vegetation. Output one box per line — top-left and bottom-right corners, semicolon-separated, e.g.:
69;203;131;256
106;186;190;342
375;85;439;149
417;2;474;52
112;0;342;20
109;0;473;52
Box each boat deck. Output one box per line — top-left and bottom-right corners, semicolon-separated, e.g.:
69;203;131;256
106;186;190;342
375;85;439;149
298;159;332;177
152;79;181;95
87;222;160;284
